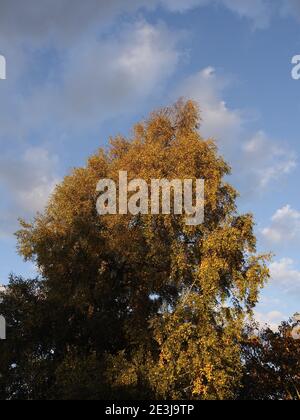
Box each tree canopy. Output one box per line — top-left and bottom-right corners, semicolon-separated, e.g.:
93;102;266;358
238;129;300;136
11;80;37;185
0;100;270;400
240;319;300;400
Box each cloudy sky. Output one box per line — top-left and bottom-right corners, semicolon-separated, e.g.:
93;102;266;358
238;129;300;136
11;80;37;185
1;0;300;328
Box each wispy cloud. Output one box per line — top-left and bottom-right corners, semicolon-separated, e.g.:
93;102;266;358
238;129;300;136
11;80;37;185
176;67;297;194
0;148;59;237
59;21;181;124
262;205;300;244
270;258;300;296
1;20;182;135
176;67;243;147
243;131;297;189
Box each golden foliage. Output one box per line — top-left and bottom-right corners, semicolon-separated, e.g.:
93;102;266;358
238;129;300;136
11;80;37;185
15;100;269;400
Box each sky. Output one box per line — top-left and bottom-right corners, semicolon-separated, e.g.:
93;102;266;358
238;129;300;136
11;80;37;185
1;0;300;329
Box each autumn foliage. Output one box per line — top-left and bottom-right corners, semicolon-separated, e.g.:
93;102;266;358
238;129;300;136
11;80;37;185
0;100;271;400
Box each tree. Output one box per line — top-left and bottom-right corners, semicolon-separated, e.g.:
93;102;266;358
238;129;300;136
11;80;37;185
241;318;300;400
0;100;269;400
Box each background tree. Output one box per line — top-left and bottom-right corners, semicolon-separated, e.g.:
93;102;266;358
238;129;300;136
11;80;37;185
241;318;300;400
0;100;269;400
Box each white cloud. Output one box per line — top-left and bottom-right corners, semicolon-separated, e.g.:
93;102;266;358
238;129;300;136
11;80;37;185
59;21;181;124
270;258;300;295
0;147;59;237
176;68;297;192
0;20;181;137
243;131;297;189
176;67;243;147
262;205;300;244
14;148;59;213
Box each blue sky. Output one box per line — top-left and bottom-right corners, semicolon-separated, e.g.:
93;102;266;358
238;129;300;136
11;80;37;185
1;0;300;328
